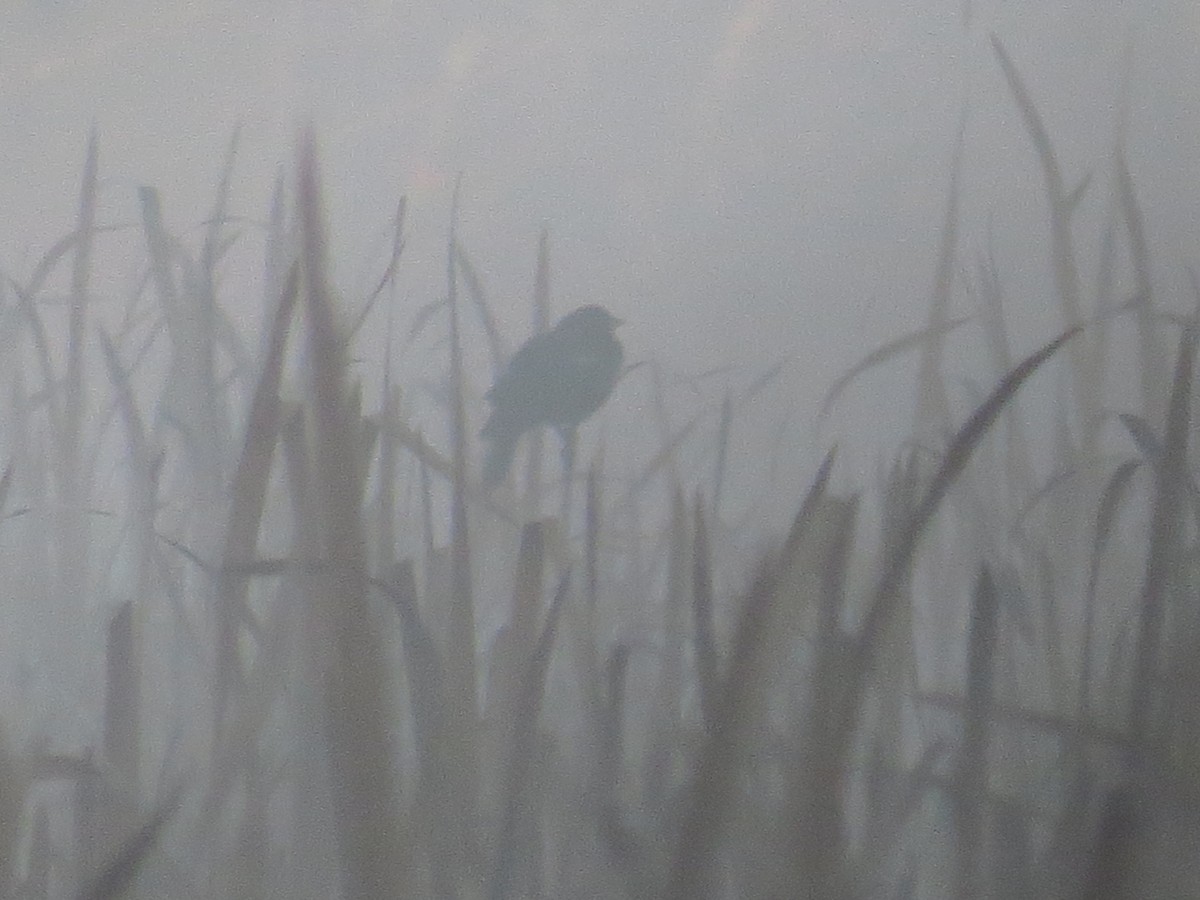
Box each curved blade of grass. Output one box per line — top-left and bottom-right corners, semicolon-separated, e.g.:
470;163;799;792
818;316;971;421
857;326;1079;665
10;280;64;433
1119;412;1200;533
350;196;406;343
626;411;703;500
2;221;127;314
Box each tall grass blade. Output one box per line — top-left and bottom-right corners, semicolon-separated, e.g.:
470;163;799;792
0;722;24;895
296;128;409;897
56;129;98;717
576;467;604;753
1115;148;1165;421
626;411;703;500
348;196;407;343
1078;788;1134;900
74;783;183;900
645;485;690;808
1078;459;1139;725
914;103;968;439
489;573;570;900
1128;323;1195;769
521;230;553;513
664;449;835;900
597;640;633;797
376;561;456;900
104;602;139;799
975;232;1037;503
782;492;858;898
692;496;720;734
444;176;481;846
712;391;732;519
65;126;97;470
456;236;507;372
213;262;299;739
490;521;546;724
955;565;1000;900
991;35;1098;442
10;279;63;434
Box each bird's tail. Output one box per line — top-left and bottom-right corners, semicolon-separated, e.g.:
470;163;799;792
482;428;518;487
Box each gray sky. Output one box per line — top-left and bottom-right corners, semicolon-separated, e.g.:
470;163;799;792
3;0;1197;530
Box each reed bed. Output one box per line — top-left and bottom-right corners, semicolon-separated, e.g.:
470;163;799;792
0;37;1196;900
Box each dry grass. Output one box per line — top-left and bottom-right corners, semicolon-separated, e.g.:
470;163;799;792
0;37;1195;900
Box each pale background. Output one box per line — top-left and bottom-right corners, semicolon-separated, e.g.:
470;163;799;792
3;0;1197;530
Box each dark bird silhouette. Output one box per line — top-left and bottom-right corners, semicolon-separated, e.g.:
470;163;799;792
482;305;623;487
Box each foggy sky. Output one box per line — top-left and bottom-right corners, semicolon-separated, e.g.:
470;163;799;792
3;0;1197;530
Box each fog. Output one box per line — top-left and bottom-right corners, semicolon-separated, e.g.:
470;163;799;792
8;2;1196;508
1;1;1198;897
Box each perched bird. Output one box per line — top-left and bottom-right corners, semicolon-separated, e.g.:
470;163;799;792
481;305;623;487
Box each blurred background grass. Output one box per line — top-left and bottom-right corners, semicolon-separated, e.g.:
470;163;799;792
0;16;1198;899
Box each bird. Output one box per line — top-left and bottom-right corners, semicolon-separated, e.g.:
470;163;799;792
481;305;623;487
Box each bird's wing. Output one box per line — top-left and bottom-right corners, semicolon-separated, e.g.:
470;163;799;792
483;313;622;439
485;329;561;406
